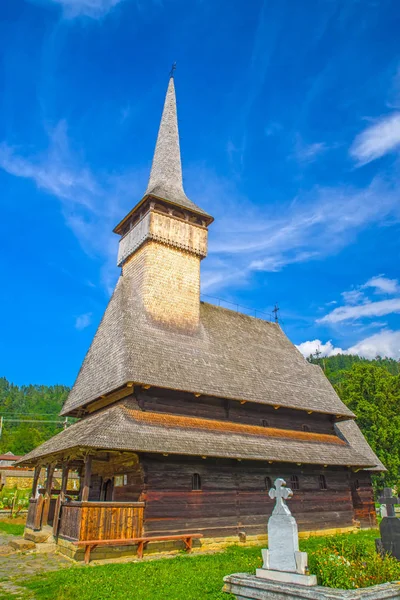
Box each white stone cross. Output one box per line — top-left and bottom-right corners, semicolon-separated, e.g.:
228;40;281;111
269;477;293;516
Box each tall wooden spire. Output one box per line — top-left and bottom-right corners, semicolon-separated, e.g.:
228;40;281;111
145;76;188;205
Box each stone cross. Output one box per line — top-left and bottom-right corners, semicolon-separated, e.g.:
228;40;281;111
256;477;317;586
378;488;399;518
269;477;293;516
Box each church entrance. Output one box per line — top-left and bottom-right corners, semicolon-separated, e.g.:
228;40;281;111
100;478;114;501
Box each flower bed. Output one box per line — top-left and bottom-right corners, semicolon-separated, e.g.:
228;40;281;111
304;531;400;589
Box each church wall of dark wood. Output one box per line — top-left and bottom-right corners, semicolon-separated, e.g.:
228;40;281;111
134;455;370;538
137;388;336;435
350;471;377;528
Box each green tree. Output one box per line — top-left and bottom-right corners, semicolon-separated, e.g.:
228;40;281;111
335;363;400;490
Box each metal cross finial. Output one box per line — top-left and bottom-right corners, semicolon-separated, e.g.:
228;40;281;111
269;477;293;516
169;62;176;78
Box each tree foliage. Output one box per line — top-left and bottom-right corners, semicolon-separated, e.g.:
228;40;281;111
0;377;69;455
308;354;400;489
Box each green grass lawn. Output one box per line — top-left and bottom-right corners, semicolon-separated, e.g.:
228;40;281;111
11;529;400;600
0;519;25;536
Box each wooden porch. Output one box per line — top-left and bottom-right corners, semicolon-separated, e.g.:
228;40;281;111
25;453;146;544
27;497;145;542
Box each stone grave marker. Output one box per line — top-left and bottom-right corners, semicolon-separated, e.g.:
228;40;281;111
376;487;400;561
256;477;317;586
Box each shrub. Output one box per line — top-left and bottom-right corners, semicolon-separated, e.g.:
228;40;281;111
0;487;30;517
306;532;400;589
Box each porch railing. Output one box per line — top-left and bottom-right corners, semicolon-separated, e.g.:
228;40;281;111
57;501;145;542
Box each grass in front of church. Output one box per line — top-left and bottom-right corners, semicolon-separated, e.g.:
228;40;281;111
0;518;25;536
9;529;400;600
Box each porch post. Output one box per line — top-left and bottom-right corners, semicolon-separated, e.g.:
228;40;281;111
81;455;92;502
60;464;69;498
41;464;55;526
53;463;69;537
31;465;41;499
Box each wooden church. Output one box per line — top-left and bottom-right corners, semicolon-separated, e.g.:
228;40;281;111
19;73;384;562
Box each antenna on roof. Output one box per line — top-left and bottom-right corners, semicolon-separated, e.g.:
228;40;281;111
272;303;280;324
169;62;177;78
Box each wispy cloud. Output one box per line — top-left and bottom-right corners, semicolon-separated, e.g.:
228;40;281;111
350;112;400;166
341;289;365;305
364;275;400;295
318;275;400;324
297;330;400;360
318;298;400;324
0;121;145;292
292;135;327;164
189;167;400;293
41;0;126;19
75;312;92;330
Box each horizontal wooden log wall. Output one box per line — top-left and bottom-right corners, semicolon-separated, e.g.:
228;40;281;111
138;388;336;435
58;502;145;542
350;471;377;528
139;456;361;538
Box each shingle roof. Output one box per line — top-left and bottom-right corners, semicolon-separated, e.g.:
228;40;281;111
17;400;375;468
61;277;354;418
335;419;386;472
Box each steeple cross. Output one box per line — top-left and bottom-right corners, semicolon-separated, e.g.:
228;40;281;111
378;487;400;518
169;62;176;78
269;477;293;516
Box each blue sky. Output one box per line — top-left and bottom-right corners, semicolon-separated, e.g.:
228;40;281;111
1;0;400;386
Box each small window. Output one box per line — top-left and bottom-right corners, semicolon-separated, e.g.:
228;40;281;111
290;475;300;490
302;424;310;432
319;474;327;490
114;474;128;487
261;419;269;427
192;473;201;491
265;476;272;491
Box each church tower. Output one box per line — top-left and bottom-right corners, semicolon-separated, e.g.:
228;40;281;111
113;74;213;332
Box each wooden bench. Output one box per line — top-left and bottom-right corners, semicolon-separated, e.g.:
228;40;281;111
73;533;203;564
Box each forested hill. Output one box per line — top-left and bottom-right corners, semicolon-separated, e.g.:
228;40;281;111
0;378;69;455
1;353;400;488
308;354;400;489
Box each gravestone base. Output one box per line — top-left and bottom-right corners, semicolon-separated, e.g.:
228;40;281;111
223;573;400;599
256;567;317;586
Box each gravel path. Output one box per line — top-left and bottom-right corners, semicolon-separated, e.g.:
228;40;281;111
0;532;72;599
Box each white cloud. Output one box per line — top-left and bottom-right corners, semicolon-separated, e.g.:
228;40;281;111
297;330;400;360
350;112;400;166
347;329;400;359
364;275;400;295
75;312;92;330
341;289;365;305
318;298;400;324
46;0;125;18
318;274;400;325
296;339;343;358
